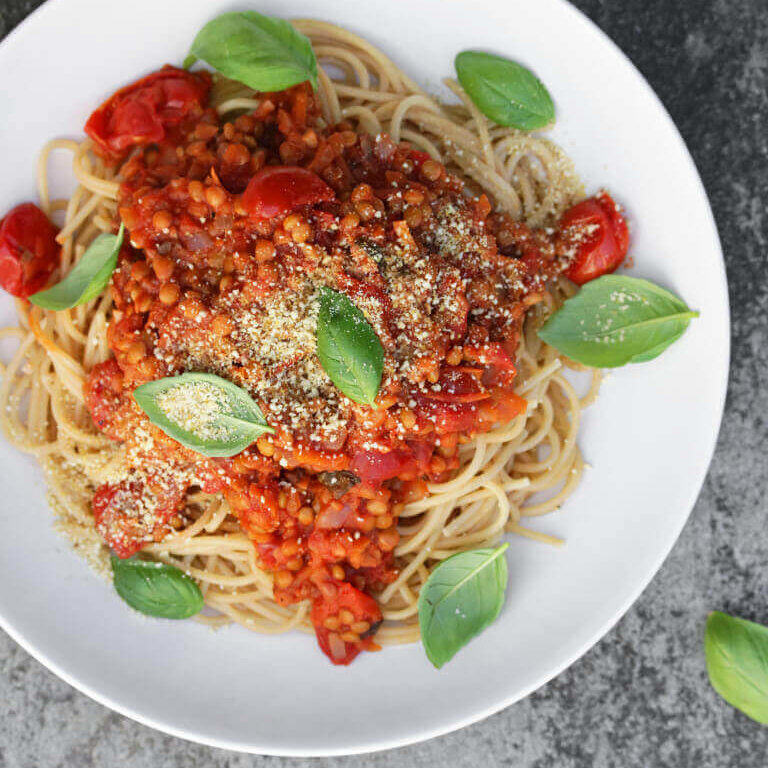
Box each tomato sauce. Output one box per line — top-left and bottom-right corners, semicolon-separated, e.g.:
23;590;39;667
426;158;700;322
73;74;627;663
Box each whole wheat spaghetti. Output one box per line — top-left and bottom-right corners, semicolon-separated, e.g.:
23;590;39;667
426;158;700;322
0;20;601;652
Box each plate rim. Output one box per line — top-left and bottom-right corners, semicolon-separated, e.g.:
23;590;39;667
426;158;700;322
0;0;730;756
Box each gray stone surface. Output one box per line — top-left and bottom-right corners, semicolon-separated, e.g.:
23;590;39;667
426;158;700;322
0;0;766;765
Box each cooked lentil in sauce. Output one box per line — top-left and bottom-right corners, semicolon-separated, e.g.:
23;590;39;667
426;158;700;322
79;75;610;664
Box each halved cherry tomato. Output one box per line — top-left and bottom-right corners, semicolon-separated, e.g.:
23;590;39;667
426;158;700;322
559;191;629;285
85;66;211;158
311;582;382;665
0;202;59;298
242;166;335;219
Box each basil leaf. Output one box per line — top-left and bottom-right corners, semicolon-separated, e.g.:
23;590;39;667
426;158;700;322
706;611;768;724
316;287;384;406
418;544;509;668
111;555;204;619
455;51;554;131
30;223;124;310
185;11;318;92
133;371;274;458
537;275;699;368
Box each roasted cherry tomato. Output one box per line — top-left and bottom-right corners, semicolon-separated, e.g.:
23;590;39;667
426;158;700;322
0;202;59;298
559;191;629;285
85;66;211;158
311;582;382;665
242;165;335;219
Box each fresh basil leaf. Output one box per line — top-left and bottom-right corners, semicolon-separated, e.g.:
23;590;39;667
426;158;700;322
30;223;124;310
133;371;274;458
418;544;509;668
316;287;384;406
111;555;204;619
537;275;699;368
185;11;318;92
706;611;768;725
455;51;554;131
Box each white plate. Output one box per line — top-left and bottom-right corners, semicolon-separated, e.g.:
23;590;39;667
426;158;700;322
0;0;728;756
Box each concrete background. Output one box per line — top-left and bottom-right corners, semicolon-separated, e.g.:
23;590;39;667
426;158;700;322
1;0;766;765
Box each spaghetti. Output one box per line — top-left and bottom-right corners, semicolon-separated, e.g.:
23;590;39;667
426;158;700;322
0;20;602;653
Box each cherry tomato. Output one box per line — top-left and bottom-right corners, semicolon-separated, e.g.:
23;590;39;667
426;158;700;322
85;66;211;158
559;192;629;285
242;166;335;219
311;583;382;665
84;359;124;441
0;202;59;298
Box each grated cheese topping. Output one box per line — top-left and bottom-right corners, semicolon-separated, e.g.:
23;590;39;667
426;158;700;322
154;380;235;442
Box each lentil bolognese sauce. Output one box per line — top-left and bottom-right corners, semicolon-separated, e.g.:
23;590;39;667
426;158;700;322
0;17;633;665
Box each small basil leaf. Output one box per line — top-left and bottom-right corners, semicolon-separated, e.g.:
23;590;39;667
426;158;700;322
30;223;124;310
111;555;204;619
455;51;554;131
133;372;274;458
706;611;768;725
418;544;509;668
186;11;318;92
316;287;384;406
537;275;699;368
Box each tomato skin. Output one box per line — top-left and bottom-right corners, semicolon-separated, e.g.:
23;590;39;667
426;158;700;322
311;582;382;665
85;66;211;157
0;203;59;298
560;192;629;285
242;165;335;219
